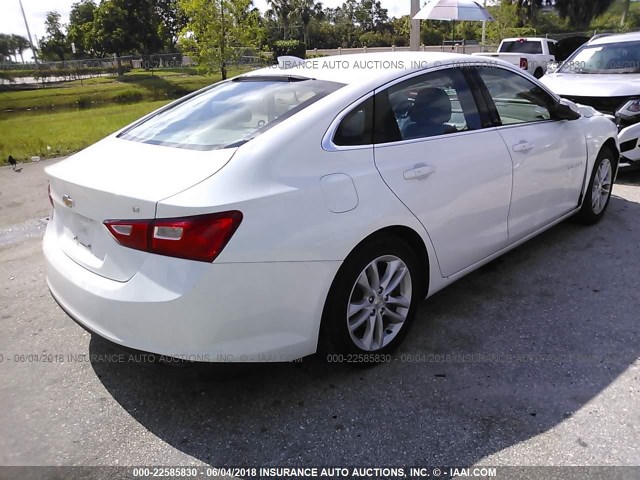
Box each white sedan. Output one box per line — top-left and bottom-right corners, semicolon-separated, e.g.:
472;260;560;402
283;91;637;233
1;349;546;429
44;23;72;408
44;53;619;362
541;32;640;165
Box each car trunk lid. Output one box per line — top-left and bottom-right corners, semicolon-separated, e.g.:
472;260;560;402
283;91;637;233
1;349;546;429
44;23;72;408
46;137;236;282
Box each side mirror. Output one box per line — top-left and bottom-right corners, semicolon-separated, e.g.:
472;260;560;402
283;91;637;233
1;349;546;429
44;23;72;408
553;99;581;121
546;61;563;74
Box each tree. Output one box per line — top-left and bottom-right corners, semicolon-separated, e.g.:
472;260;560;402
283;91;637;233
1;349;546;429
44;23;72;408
268;0;295;39
10;34;30;63
91;1;133;69
117;0;163;55
156;0;188;50
178;0;259;79
0;34;12;62
355;0;389;32
554;0;616;29
294;0;315;45
621;0;631;26
514;0;543;25
40;11;69;61
67;0;97;56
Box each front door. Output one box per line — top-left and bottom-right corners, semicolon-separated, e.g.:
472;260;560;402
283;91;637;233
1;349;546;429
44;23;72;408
373;68;514;278
473;66;588;241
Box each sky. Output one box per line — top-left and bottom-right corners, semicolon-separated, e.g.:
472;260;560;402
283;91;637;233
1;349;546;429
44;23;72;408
1;0;409;55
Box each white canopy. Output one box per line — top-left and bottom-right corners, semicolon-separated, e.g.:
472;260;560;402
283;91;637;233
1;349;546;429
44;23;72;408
413;0;495;21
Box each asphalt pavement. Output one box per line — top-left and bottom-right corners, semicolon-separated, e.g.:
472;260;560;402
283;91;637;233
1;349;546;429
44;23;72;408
0;159;638;472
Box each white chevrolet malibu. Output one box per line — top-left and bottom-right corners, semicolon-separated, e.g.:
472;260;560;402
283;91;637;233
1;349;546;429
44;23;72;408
44;53;619;362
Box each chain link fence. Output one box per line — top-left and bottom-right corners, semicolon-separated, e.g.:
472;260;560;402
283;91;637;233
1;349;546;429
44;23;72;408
0;51;270;86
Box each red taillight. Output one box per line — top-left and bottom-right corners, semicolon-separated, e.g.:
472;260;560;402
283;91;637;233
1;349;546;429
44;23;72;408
104;220;151;252
104;211;243;263
520;57;529;70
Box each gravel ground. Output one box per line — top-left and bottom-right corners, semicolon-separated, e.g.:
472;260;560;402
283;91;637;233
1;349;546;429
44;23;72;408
0;160;638;474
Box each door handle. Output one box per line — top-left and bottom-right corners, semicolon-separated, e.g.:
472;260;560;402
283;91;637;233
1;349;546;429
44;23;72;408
403;164;437;180
512;141;534;153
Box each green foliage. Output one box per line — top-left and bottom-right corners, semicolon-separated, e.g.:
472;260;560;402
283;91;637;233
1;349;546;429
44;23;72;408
156;0;188;50
40;12;69;61
268;0;295;40
591;0;640;31
272;40;306;58
1;0;636;70
91;1;133;58
0;101;170;162
555;0;616;29
0;69;225;113
178;0;259;79
67;0;97;57
0;70;15;83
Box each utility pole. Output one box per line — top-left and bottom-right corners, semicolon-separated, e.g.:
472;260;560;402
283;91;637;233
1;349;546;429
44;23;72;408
18;0;39;67
481;0;487;51
410;0;420;51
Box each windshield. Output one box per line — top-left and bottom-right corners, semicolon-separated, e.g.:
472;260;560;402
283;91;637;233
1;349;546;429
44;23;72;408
119;77;344;150
500;40;543;54
559;40;640;74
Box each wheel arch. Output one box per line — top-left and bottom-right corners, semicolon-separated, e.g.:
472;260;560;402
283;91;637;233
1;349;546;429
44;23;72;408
342;225;431;297
580;135;620;207
317;224;431;354
602;137;620;167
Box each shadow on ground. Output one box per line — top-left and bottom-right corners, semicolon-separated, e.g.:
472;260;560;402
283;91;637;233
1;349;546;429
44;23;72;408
616;163;640;186
89;191;640;466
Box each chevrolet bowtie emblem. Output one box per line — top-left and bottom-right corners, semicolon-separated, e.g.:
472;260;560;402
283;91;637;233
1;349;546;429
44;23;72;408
62;194;75;208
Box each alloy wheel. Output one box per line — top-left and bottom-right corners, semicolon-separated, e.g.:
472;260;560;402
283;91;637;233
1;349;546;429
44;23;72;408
346;255;412;351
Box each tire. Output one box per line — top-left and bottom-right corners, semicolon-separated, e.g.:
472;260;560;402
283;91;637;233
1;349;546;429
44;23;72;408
320;235;422;358
576;147;616;225
534;67;544;79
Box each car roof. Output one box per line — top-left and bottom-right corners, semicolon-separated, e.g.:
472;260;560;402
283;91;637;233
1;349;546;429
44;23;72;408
501;37;553;42
588;31;640;45
240;52;495;86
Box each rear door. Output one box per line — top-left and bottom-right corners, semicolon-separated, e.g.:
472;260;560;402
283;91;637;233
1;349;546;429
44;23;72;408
472;66;587;241
373;67;514;278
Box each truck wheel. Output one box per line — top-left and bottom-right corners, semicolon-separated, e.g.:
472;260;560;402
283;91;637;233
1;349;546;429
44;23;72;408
534;67;544;79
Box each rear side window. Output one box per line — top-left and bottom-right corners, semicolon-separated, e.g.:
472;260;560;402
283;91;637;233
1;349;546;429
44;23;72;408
119;77;344;150
548;41;557;57
333;97;374;146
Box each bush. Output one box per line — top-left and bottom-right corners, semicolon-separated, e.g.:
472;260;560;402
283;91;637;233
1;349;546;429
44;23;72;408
272;40;306;60
112;91;144;103
77;96;93;109
0;71;15;83
1;65;132;82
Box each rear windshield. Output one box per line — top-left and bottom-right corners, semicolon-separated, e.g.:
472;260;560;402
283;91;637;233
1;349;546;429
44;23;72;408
559;40;640;74
119;77;344;150
500;40;543;54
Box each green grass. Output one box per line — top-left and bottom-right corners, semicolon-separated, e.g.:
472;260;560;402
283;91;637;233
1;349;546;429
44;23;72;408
0;100;170;162
0;67;253;164
0;69;223;113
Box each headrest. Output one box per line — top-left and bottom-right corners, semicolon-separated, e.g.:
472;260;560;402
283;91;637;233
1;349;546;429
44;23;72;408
409;88;452;124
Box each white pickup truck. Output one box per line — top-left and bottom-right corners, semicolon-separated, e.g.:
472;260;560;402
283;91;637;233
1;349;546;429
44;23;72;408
472;37;558;78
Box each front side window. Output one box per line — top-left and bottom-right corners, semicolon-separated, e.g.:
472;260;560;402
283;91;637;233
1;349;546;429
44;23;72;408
377;68;482;142
475;67;554;125
119;77;344;150
559;41;640;74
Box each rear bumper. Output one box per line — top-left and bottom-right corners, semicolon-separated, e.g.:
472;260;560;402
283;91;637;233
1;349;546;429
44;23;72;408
44;222;339;362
